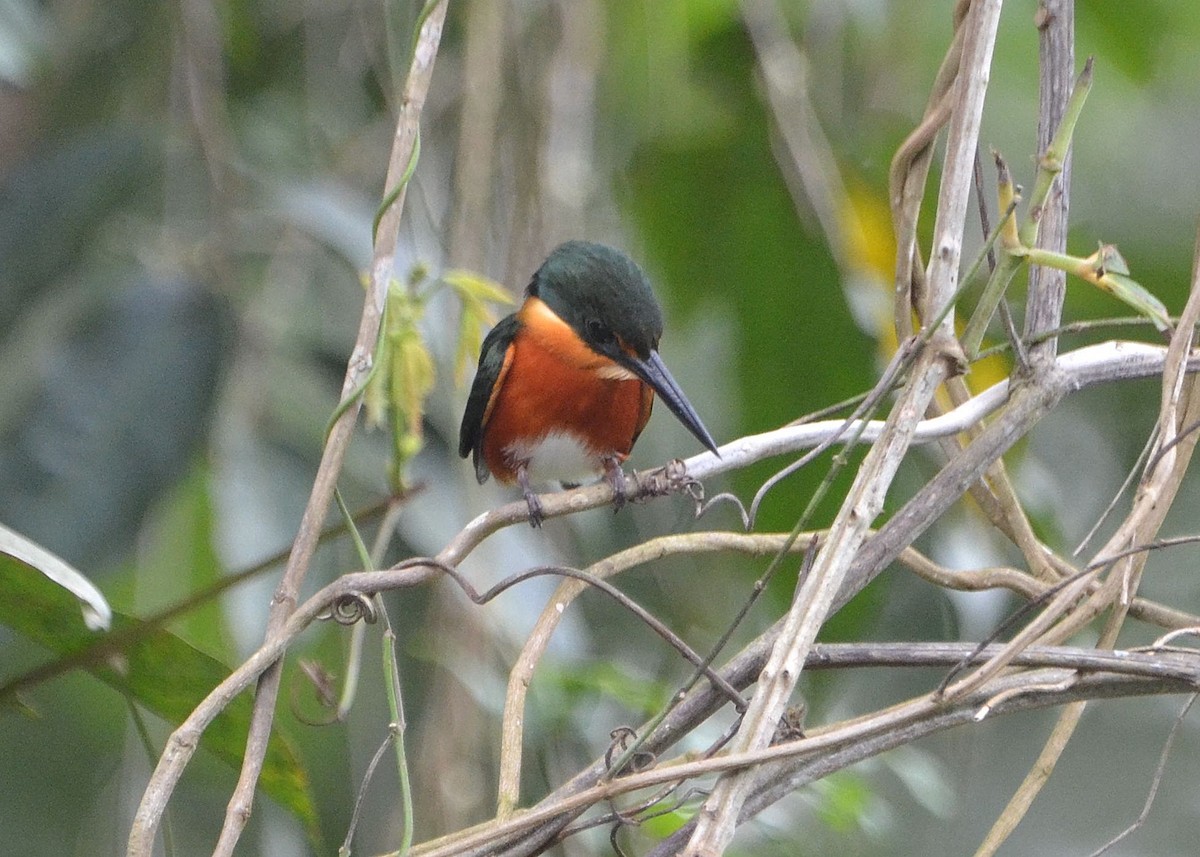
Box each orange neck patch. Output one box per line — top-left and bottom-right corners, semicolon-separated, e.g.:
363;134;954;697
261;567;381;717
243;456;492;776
517;297;637;380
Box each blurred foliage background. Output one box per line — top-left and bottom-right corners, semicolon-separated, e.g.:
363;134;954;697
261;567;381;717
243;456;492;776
3;0;1200;854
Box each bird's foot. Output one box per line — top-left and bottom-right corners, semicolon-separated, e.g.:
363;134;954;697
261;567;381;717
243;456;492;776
602;455;628;513
517;465;544;528
635;458;702;499
772;701;807;743
523;491;544;528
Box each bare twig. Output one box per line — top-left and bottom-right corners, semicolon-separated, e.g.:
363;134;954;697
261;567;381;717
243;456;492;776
1085;693;1199;857
680;6;1001;852
889;0;972;339
834;341;1200;617
640;665;1196;857
498;531;813;817
340;725;400;857
950;269;1199;712
743;336;916;526
1023;0;1076;364
412;645;1200;857
126;4;450;855
472;565;748;709
208;1;448;848
1151;627;1200;651
973;221;1200;857
1073;426;1158;556
448;340;1191;540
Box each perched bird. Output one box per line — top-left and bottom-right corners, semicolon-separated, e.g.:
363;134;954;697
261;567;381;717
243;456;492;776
458;241;718;526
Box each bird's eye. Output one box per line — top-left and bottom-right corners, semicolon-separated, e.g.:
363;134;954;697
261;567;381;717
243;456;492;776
586;319;615;345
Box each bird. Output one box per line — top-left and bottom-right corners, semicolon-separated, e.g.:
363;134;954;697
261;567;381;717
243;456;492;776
458;240;719;527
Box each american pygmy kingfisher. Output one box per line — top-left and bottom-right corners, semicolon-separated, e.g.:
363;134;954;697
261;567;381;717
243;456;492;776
458;241;719;526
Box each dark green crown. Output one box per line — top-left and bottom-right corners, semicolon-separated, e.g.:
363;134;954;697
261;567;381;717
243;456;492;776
528;241;664;358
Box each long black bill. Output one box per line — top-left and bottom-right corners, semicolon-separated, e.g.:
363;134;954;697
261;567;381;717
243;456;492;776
624;350;720;456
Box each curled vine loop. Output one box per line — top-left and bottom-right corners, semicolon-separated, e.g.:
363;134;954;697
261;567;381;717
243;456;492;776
605;726;656;776
317;591;377;626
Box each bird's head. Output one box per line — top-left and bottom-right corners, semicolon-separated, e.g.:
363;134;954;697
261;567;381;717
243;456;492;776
529;241;719;456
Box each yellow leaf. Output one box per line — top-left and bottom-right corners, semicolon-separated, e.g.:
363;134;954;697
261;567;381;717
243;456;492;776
455;306;484;385
840;179;897;284
363;338;391;429
391;328;436;440
443;269;515;307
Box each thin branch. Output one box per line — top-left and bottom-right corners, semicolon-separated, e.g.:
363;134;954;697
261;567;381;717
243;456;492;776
974;212;1200;857
411;647;1200;857
126;560;444;857
464;565;748;709
1038;232;1200;650
340;725;400;857
681;6;1001;851
498;532;815;817
685;345;957;856
834;340;1200;618
1074;426;1158;557
888;0;972;339
600;543;819;790
441;340;1196;544
126;7;450;853
743;335;916;526
946;278;1200;705
1023;0;1076;364
1086;692;1198;857
213;0;447;850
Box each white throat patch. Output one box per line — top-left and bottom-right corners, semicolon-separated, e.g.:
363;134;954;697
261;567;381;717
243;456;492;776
596;363;638;381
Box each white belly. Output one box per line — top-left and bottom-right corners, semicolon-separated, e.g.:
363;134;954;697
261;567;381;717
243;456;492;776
505;431;603;485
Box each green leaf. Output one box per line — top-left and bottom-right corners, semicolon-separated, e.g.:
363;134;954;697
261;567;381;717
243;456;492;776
546;661;669;715
455;301;486;385
133;468;232;658
641;804;694;839
0;555;319;840
814;771;873;833
444;269;515;384
1096;243;1131;277
1098;271;1172;332
442;269;514;307
0;523;111;631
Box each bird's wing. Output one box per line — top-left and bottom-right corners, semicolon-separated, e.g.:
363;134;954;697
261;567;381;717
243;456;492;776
458;313;521;483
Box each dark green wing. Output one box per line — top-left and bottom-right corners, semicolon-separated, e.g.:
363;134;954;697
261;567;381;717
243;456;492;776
458;313;521;483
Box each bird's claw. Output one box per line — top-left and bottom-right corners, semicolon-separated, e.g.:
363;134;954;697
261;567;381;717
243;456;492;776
517;464;544;528
523;491;544;528
602;455;628;513
636;458;701;500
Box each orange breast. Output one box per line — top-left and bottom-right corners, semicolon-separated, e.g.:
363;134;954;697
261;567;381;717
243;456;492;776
481;300;653;484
